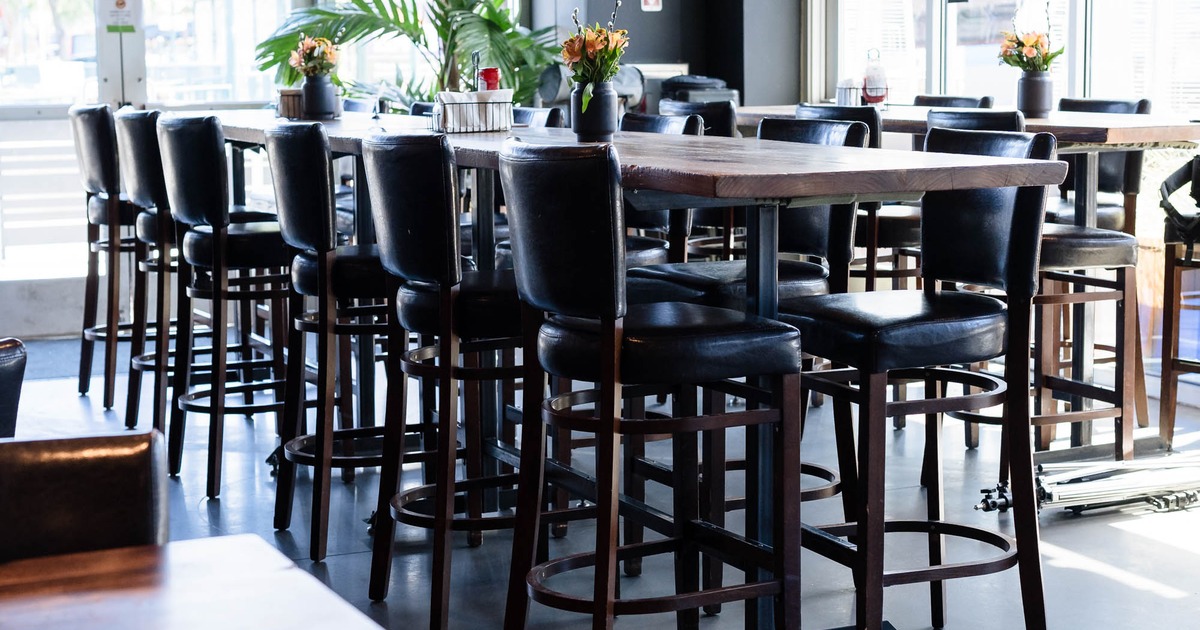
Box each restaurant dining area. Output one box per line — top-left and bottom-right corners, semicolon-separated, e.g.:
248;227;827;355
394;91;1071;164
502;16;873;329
4;0;1200;628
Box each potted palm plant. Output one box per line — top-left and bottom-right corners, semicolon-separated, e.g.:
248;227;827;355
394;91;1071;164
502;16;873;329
255;0;558;111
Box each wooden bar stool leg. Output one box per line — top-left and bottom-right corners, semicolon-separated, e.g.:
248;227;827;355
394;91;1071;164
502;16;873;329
309;259;337;561
1116;267;1136;460
429;293;461;630
671;391;701;629
125;240;150;428
102;220;122;410
924;374;946;629
79;221;101;396
621;396;647;577
463;351;484;548
207;265;229;499
855;371;888;630
368;291;409;601
337;329;356;483
1160;246;1183;449
419;333;438;484
700;388;726;614
774;372;802;629
151;248;173;435
168;259;196;477
274;290;306;531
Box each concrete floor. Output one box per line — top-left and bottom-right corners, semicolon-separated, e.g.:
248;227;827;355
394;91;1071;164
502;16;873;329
13;360;1200;629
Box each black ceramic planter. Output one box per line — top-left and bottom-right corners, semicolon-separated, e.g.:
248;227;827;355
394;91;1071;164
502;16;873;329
302;74;338;121
571;81;617;143
1017;71;1053;119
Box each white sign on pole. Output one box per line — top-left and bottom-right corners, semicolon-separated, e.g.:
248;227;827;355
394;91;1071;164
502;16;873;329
94;0;147;107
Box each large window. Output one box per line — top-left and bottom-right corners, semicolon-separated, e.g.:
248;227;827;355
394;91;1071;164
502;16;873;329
0;0;98;105
837;0;928;105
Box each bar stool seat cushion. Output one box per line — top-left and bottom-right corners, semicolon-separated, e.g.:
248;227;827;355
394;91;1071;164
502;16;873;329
86;193;139;225
627;259;829;311
856;205;921;248
625;274;710;305
495;234;669;270
779;290;1007;373
538;302;801;385
182;220;291;269
1044;195;1126;232
136;207;275;246
291;245;389;299
1039;224;1137;271
397;269;521;340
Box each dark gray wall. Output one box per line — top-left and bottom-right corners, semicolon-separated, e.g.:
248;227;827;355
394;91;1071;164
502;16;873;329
529;0;800;105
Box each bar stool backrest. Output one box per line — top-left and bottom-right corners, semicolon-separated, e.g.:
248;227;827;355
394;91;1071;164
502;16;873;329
500;141;624;320
157;115;230;228
264;122;337;253
794;104;882;148
659;99;738;138
921;128;1056;299
1058;97;1152;195
926;110;1025;138
363;133;461;286
0;431;168;561
68;104;120;197
914;95;994;108
514;106;566;128
114;109;170;212
759;118;867;267
619;112;703;136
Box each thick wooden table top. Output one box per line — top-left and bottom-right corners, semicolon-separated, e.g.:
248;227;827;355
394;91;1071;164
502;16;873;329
0;534;380;629
738;104;1200;145
204;109;1066;202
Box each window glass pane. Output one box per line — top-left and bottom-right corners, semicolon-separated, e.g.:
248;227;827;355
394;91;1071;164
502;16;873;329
837;0;928;105
946;0;1069;108
1091;0;1200;114
0;0;98;104
143;0;287;104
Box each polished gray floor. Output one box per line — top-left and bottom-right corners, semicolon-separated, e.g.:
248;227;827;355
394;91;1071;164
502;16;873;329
15;356;1200;629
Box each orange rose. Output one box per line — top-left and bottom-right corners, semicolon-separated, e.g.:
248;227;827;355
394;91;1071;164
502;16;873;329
1023;46;1037;58
1021;32;1039;47
289;49;303;69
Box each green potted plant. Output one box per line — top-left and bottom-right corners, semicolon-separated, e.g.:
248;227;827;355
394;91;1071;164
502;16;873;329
255;0;558;111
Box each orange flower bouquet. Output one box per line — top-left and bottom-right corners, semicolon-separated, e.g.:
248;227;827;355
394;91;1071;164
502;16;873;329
998;30;1063;72
561;1;628;112
289;32;342;77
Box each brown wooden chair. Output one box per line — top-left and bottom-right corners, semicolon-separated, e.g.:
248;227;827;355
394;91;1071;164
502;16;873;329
363;133;525;626
499;139;803;628
0;431;167;562
779;128;1054;629
68;104;138;410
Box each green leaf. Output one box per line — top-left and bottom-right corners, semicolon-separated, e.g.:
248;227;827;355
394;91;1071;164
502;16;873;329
581;81;594;112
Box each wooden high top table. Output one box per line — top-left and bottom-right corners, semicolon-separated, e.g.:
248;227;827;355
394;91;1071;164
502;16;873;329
198;109;1066;625
0;534;380;629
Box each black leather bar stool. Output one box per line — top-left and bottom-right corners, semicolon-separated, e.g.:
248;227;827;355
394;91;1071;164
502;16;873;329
779;128;1056;629
1153;157;1200;449
263;122;391;562
115;110;276;434
627;117;866;310
0;337;27;439
911;94;994;149
658;99;745;261
157;114;292;498
1047;98;1151;231
794;103;923;291
499;139;803;629
68;104;138;410
113;109;177;432
363;133;525;627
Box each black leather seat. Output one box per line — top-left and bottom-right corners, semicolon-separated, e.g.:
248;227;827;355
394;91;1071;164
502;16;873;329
364;133;525;620
0;431;167;562
157;114;291;498
69;104;139;410
912;94;994;150
513;106;565;128
779;128;1055;629
1040;223;1137;270
0;338;27;439
1045;98;1152;231
627;117;867;309
264;122;393;562
498;139;802;628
